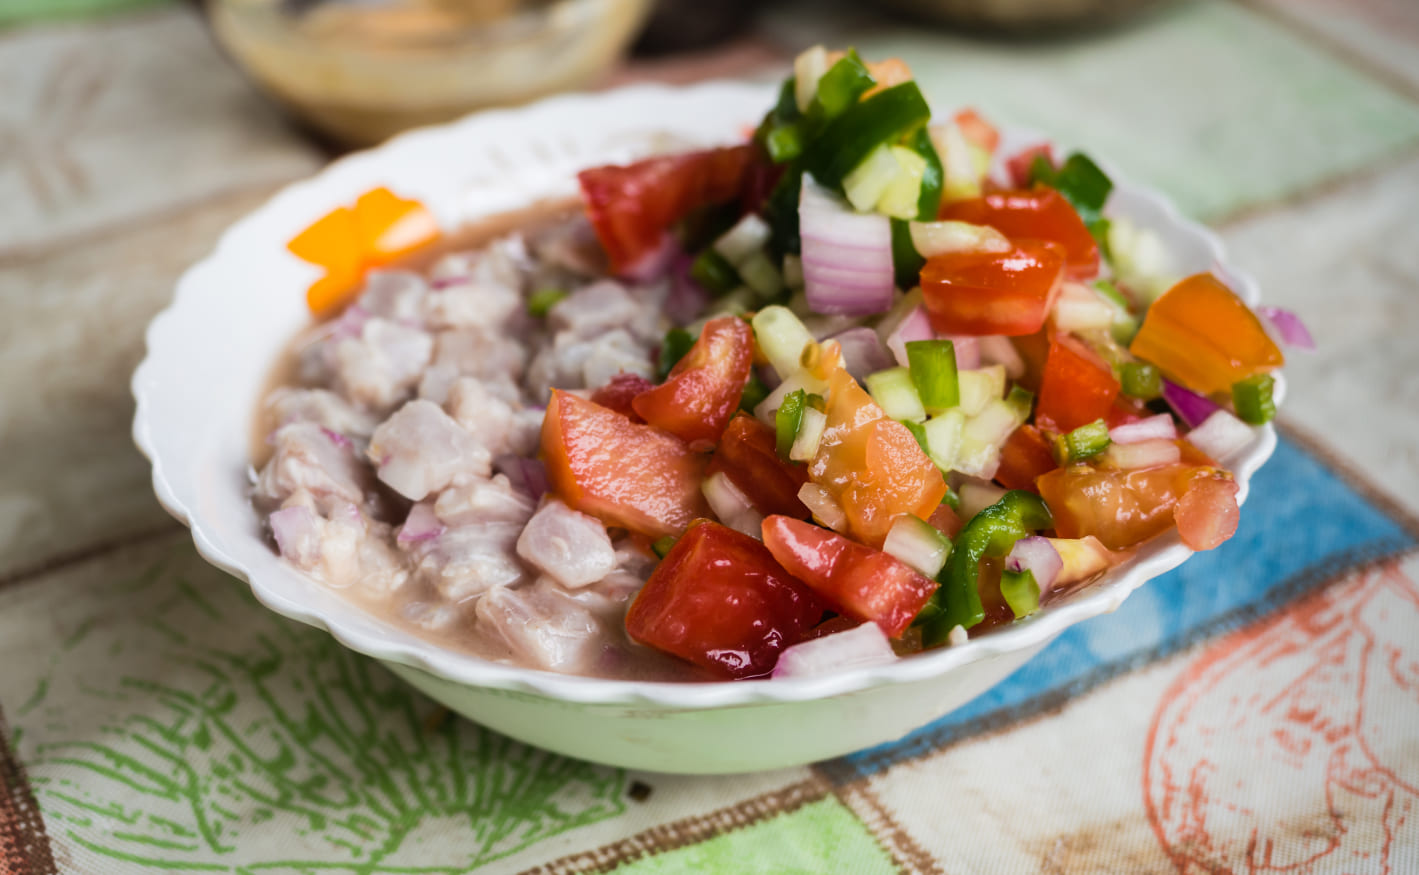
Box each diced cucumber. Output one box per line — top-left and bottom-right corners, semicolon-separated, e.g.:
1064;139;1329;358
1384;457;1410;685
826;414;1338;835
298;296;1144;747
865;367;927;422
954;435;1002;480
755;369;828;427
931;122;982;204
705;286;757;318
793;45;830;113
876;146;927;220
958;481;1007;519
969;142;992;179
843;145;901;213
956;365;1006;416
1005;385;1034;421
738;250;784;299
752;306;815;379
791;407;828;461
921;408;965;472
714;214;772;265
908;220;1010;258
1052;281;1116;333
963;398;1022;448
883;514;952;578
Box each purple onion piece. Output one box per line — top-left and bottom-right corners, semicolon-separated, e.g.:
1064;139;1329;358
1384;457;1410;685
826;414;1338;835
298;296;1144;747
397;502;444;545
665;251;711;325
496;454;549;500
618;234;680;283
1005;536;1063;593
320;427;354;450
771;622;896;679
1257;306;1315;351
831;327;895;381
1162;379;1221;429
1107;413;1178;445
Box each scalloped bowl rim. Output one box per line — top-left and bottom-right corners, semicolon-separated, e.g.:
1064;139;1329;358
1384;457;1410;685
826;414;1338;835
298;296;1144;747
132;80;1279;710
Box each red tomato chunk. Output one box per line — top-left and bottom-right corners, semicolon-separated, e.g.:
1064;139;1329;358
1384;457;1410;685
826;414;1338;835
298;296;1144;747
540;390;708;538
1036;335;1121;433
706;415;811;519
1036;461;1238;552
589;373;654;422
761;515;938;638
920;241;1066;337
939;188;1099;279
625;521;828;678
633;316;754;445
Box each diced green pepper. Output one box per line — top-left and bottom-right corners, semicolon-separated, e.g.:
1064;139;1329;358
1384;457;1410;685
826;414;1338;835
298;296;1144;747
1232;373;1277;424
940;486;961;512
651;536;678;559
526;288;566;317
809;49;874;121
919;490;1053;643
1121;361;1162;400
740;371;770;413
658;328;697;380
802;82;932;190
765;170;803;256
1031;152;1114;225
775;388;808;459
905;339;960;412
902;419;931;455
690;249;741;295
765;122;805;163
891;218;925;290
907;126;943;222
1064;419;1111;461
1000;568;1041;619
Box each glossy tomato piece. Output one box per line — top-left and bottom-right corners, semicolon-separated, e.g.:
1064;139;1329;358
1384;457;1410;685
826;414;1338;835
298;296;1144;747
809;369;947;547
1173;476;1240;551
996;424;1058;491
633;317;753;445
706;415;810;519
1129;273;1284;395
920;240;1066;337
761;515;938;638
578;145;755;275
939;187;1099;279
625;521;827;678
541;390;708;538
1006;143;1054;189
1036;335;1121;433
1036;461;1235;551
589;373;654;421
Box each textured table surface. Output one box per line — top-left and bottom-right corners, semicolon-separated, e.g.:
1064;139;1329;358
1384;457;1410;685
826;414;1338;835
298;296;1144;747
1;1;1417;872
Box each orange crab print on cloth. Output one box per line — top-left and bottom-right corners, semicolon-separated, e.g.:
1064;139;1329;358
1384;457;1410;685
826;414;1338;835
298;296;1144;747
287;187;440;318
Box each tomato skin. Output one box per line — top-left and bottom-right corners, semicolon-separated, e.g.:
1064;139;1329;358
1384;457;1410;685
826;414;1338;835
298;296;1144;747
996;424;1059;491
1173;476;1240;551
706;415;811;519
578;146;755;274
1006;143;1054;189
761;515;939;638
1036;461;1234;551
633;317;754;446
541;390;709;538
1037;335;1122;433
590;373;654;422
1129;273;1284;395
939;187;1099;279
809;369;947;547
920;240;1066;337
625;521;827;678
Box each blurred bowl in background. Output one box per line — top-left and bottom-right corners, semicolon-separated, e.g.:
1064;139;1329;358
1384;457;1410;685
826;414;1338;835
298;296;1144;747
209;0;654;146
873;0;1173;31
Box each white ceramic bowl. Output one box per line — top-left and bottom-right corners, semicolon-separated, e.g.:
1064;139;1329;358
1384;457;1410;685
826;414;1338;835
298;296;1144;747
133;81;1279;774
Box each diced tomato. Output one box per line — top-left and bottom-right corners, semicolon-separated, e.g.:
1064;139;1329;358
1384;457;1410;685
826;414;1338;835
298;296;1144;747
1036;461;1235;551
1037;335;1121;433
1006;143;1054;189
953;108;1000;153
578;146;755;275
1173;476;1240;551
804;615;861;641
761;515;938;638
920;240;1066;337
1105;395;1151;429
625;521;827;678
589;373;654;421
1129;273;1284;395
996;424;1058;491
633;316;754;445
809;369;947;547
541;390;708;538
927;502;964;540
939;187;1099;279
706;415;811;519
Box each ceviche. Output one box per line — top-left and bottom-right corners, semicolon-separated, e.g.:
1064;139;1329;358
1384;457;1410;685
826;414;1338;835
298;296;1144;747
254;48;1310;682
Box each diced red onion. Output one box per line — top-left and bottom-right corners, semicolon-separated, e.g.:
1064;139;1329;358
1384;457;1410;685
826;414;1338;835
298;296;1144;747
885;305;934;367
397;502;444;545
1004;536;1063;593
703;472;764;539
832;327;895;381
269;505;320;561
320;427;353;450
1108;413;1177;445
1162;379;1221;429
1101;438;1181;470
1186;409;1254;461
977;335;1020;378
495;455;549;500
329;304;370;339
799;175;895;315
618;234;679;282
666;251;711;324
430;275;468;290
1258;306;1315;351
772;622;897;679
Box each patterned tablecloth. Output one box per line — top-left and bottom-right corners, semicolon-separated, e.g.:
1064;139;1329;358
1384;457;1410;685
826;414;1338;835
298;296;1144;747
2;1;1418;872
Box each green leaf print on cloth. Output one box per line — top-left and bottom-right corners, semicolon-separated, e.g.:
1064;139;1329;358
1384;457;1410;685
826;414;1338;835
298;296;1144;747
11;547;627;873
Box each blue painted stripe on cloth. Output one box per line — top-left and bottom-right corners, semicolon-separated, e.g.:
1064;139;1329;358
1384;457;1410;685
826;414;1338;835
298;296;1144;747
837;436;1415;778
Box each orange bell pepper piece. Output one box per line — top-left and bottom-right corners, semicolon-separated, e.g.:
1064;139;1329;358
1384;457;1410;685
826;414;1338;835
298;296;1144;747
1129;273;1283;395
